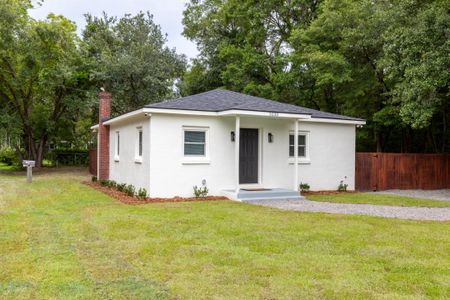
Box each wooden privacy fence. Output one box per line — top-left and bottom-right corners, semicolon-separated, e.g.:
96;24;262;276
356;153;450;191
89;148;97;176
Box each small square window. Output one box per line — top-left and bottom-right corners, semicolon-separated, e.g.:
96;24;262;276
184;130;206;156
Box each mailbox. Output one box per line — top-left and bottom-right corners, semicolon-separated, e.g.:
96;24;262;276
22;160;36;167
22;160;35;183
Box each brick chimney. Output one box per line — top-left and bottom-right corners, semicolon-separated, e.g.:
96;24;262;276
98;91;111;180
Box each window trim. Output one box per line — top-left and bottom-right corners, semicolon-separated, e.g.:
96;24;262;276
135;126;143;163
182;126;210;164
114;131;120;161
288;131;310;164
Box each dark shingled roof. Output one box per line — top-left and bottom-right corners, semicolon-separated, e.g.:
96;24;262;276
145;89;363;121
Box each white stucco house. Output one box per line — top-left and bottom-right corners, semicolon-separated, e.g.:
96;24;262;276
92;89;365;201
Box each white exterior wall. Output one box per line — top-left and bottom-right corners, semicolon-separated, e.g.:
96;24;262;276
148;114;236;198
109;116;151;192
296;122;356;191
145;114;356;198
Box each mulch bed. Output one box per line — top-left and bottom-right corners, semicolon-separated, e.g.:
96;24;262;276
83;181;228;205
302;190;357;196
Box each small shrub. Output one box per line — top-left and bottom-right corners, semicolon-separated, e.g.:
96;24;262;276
117;183;127;192
0;147;18;166
91;176;97;182
299;182;310;192
102;180;112;187
193;185;208;198
109;180;117;188
137;188;148;200
125;184;135;197
338;180;348;192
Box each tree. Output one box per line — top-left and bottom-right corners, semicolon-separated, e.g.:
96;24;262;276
181;0;319;99
290;0;395;151
82;12;187;116
381;0;449;151
291;0;449;152
181;0;450;152
0;0;90;166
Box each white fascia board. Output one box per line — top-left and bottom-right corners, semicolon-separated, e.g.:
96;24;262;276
100;106;364;125
301;118;366;125
102;108;149;126
218;109;312;119
90;124;99;130
144;108;311;119
143;107;217;116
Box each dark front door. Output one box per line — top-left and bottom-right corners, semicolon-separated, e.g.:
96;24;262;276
239;128;259;184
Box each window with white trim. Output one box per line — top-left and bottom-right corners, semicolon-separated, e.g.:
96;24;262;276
115;131;120;159
184;129;206;156
136;127;143;159
289;132;308;158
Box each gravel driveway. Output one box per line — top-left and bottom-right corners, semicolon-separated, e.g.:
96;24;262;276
370;189;450;202
249;199;450;221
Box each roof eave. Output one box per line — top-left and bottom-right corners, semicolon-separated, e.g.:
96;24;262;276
217;109;311;119
144;107;365;124
96;107;365;125
144;107;217;116
304;117;366;125
145;107;312;119
90;124;99;131
102;108;149;126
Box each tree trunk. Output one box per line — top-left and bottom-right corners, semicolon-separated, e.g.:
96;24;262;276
21;129;47;167
13;145;24;163
35;136;47;168
375;127;382;152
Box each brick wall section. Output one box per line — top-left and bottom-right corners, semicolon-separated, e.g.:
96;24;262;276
88;148;97;175
98;91;111;180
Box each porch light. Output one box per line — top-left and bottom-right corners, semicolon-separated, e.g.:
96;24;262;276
268;133;273;143
231;131;235;142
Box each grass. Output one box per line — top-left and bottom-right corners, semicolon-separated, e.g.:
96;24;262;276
0;170;449;299
307;192;450;208
0;162;21;172
0;161;55;172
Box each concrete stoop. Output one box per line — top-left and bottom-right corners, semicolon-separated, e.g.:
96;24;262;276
222;188;303;202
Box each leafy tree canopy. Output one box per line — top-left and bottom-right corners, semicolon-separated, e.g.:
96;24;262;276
0;2;188;166
0;0;91;166
83;12;187;116
181;0;450;152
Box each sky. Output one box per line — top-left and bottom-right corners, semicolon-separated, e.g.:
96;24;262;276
28;0;199;59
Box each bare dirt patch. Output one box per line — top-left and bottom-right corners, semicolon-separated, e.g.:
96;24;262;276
83;181;228;205
1;166;90;177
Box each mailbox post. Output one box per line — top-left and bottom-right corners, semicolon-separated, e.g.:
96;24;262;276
22;160;35;183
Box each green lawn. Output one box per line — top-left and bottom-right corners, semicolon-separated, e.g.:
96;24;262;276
307;192;450;208
1;171;449;299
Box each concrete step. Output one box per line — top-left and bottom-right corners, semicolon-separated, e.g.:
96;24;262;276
237;188;302;201
241;196;303;202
